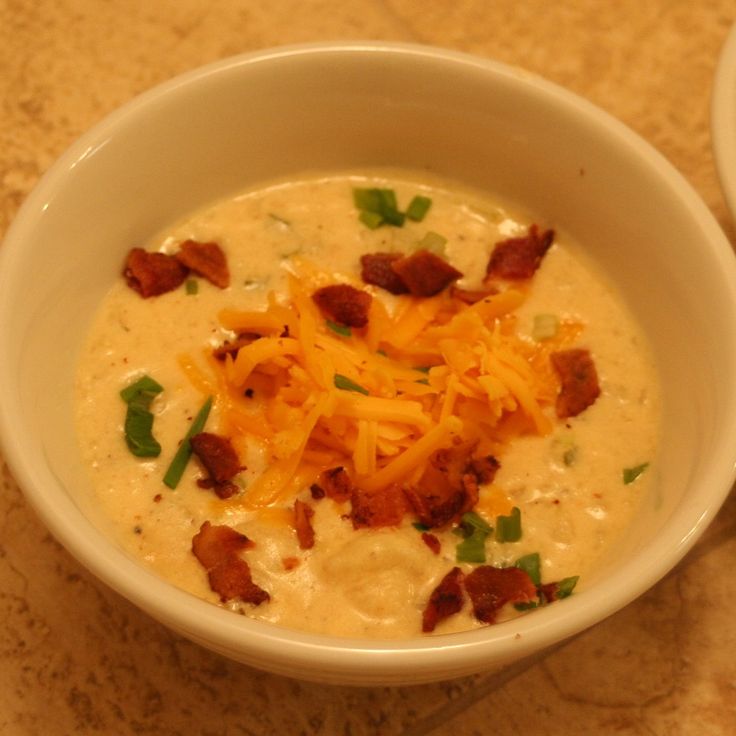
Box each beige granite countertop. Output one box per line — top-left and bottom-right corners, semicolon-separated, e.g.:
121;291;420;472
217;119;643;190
3;1;736;734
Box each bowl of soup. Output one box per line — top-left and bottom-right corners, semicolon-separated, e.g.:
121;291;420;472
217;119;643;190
1;42;735;685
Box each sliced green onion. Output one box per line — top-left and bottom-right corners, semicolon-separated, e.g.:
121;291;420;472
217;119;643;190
556;575;580;599
623;462;649;485
414;366;432;374
120;375;164;458
359;210;384;229
163;396;213;489
406;195;432;222
353;187;405;227
185;279;199;295
458;511;493;536
515;552;542;586
416;230;447;256
120;375;164;404
456;530;488;563
455;512;493;564
326;320;352;337
532;313;559;341
333;373;369;395
412;522;430;532
563;446;578;466
495;506;522;543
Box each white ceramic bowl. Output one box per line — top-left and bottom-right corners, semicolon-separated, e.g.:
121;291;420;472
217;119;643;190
2;42;736;686
713;22;736;224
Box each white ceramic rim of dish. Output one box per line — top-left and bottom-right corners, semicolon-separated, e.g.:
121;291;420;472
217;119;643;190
713;22;736;224
2;41;736;682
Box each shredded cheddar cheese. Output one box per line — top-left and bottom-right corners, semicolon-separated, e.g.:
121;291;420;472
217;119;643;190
180;263;570;510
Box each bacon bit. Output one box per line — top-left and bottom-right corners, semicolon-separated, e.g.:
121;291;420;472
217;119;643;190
175;239;230;288
449;284;499;304
422;567;465;633
486;225;554;280
317;467;353;503
539;582;561;603
190;432;244;499
464;566;537;624
212;333;262;361
293;499;316;550
360;252;409;295
191;521;269;605
421;532;441;555
550;348;601;418
350;484;406;529
404;442;496;528
123;247;189;298
312;284;372;328
390;250;463;297
468;455;500;484
282;556;300;571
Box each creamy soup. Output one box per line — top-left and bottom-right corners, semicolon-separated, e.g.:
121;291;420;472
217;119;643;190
75;171;659;638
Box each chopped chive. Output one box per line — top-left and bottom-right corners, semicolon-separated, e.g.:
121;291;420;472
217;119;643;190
185;279;198;295
326;319;352;337
353;187;384;212
414;366;432;374
623;462;649;485
455;511;493;564
563;446;578;466
120;375;164;458
333;373;369;395
532;313;559;341
268;212;291;227
120;375;164;404
495;506;522;543
416;230;447;256
556;575;579;599
353;187;405;227
406;195;432;222
456;530;488;563
163;396;213;489
412;522;430;532
359;210;384;229
415;378;430;386
515;552;542;586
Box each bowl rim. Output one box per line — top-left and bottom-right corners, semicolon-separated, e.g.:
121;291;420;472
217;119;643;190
3;40;736;681
712;22;736;225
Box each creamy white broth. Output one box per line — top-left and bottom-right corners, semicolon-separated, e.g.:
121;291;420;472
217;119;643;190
75;171;659;638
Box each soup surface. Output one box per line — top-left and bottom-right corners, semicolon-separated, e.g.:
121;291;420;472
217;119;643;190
75;171;659;637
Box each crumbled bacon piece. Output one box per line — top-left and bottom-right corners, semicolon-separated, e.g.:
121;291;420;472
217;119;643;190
123;247;189;297
550;348;601;418
315;467;353;503
421;532;441;555
422;567;465;633
191;521;269;605
404;442;498;528
312;284;372;328
486;225;554;280
175;239;230;288
190;432;244;499
468;455;500;485
360;252;409;295
350;484;406;529
464;566;537;624
293;499;315;550
390;250;463;297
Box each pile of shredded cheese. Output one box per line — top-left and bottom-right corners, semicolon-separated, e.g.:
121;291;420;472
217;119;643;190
178;260;582;516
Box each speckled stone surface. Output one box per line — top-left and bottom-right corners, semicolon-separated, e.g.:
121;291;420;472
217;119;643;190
2;2;736;734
